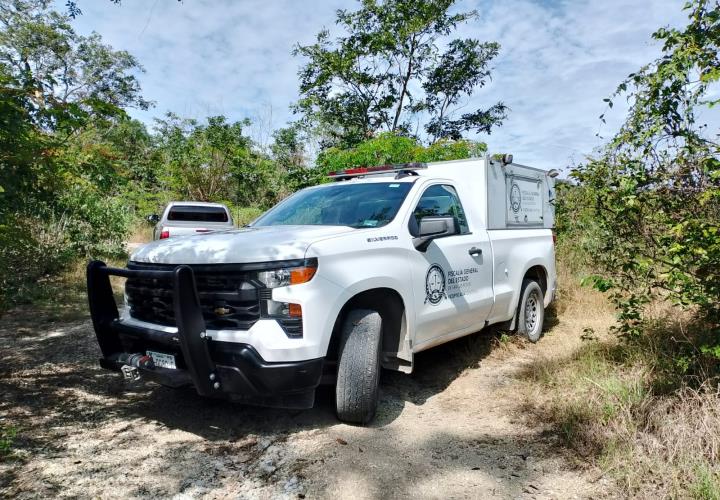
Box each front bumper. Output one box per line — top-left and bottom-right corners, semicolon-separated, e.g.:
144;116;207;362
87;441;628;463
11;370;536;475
87;260;324;409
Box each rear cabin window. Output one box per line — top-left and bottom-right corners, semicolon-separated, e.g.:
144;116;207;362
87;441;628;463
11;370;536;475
167;206;229;223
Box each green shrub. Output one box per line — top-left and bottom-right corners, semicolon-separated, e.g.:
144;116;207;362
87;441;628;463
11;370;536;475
58;188;132;258
216;203;264;227
0;192;131;312
414;138;487;163
0;215;74;311
568;1;720;344
316;132;486;173
552;181;605;274
0;424;17;460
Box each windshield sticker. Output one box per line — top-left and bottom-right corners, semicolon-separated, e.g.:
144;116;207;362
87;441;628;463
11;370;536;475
425;264;447;305
362;220;379;227
389;183;400;188
367;235;398;243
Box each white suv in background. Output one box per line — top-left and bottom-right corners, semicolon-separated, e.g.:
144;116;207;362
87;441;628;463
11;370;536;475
148;202;234;240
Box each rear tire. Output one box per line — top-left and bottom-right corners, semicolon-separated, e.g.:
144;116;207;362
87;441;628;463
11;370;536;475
335;309;382;424
517;279;544;343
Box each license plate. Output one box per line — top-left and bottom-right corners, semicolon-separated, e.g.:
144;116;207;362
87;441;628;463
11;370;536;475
146;350;176;369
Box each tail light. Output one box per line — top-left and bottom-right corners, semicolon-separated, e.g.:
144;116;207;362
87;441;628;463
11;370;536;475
552;231;557;245
160;230;170;239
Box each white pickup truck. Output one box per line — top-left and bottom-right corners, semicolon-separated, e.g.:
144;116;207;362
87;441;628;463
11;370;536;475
147;201;234;240
87;156;557;424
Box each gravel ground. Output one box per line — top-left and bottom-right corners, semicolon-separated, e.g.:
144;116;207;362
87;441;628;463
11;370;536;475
0;303;614;499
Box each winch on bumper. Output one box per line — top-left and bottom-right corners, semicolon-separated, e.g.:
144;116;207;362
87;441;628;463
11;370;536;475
86;260;324;409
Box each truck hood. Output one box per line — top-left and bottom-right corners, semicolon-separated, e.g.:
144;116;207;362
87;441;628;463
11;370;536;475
130;225;356;264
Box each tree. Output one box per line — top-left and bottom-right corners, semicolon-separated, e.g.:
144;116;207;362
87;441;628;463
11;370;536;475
0;0;150;206
64;0;181;19
422;38;506;141
293;0;506;148
0;0;149;298
154;114;248;202
572;0;720;339
270;124;320;191
271;125;306;172
0;64;44;198
0;0;149;129
316;131;486;172
154;114;285;209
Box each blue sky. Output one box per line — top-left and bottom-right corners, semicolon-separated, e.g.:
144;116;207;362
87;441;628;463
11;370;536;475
61;0;715;171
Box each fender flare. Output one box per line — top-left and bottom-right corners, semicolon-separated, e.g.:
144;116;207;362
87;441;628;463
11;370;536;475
507;261;549;331
325;278;413;367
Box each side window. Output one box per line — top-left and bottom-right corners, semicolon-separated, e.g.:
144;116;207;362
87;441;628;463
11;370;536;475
412;184;470;234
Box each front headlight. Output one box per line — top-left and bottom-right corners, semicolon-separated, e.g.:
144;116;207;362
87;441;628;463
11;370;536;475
257;261;317;288
258;268;291;288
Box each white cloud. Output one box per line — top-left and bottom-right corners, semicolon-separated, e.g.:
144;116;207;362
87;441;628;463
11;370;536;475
455;0;704;170
61;0;718;170
63;0;343;129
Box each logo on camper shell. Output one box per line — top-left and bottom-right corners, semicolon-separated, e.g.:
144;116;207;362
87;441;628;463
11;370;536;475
425;264;447;305
510;182;522;213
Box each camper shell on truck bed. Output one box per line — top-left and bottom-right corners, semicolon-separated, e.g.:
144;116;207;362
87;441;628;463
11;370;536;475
411;157;556;230
87;155;558;424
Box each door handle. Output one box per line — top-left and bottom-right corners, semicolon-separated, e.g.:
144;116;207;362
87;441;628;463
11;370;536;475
468;247;482;257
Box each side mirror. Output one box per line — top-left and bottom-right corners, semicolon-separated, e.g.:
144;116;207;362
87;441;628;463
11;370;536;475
146;214;160;224
413;216;458;251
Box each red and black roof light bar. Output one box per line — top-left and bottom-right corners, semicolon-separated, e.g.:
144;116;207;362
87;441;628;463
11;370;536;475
328;162;428;180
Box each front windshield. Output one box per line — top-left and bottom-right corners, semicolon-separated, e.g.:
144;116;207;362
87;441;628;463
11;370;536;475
253;182;414;228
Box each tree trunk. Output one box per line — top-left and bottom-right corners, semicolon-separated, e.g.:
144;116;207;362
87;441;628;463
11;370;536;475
392;38;416;131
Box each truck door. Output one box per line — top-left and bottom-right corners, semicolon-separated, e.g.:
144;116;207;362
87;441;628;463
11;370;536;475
408;184;495;349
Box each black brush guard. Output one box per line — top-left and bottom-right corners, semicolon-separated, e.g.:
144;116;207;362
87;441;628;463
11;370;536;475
86;260;323;409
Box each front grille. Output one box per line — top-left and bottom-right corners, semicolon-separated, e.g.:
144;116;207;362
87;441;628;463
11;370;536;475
125;262;261;330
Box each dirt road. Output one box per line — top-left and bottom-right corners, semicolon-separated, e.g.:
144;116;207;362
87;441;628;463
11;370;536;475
0;299;614;499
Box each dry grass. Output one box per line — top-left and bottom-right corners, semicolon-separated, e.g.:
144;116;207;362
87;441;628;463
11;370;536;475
519;262;720;499
127;222;153;244
1;255;129;323
626;387;720;498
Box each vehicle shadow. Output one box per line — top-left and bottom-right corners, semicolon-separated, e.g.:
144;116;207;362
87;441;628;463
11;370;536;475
543;302;560;331
89;332;501;439
379;328;498;411
0;311;503;446
124;325;501;436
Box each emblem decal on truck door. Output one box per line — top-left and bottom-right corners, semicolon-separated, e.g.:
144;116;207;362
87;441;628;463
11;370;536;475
425;264;447;305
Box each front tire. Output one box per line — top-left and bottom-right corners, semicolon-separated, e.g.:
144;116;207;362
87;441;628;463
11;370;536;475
517;279;544;343
335;309;382;424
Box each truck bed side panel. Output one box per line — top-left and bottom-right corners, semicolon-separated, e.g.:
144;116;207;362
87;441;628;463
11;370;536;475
486;229;556;325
